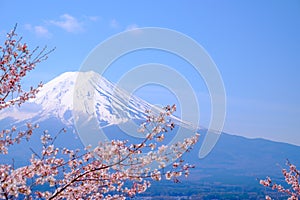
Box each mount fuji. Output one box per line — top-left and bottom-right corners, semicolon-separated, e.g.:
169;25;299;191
0;71;152;126
0;71;193;131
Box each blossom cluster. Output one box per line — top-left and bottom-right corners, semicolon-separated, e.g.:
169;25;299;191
0;105;199;199
0;123;38;155
260;160;300;200
0;24;54;110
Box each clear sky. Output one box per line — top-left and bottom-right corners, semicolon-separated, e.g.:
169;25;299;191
1;0;300;146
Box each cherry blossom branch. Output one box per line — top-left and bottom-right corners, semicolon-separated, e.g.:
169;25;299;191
260;160;300;200
0;24;55;110
0;123;39;155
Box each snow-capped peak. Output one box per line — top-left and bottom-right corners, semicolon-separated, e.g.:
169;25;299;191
0;71;152;126
0;71;196;133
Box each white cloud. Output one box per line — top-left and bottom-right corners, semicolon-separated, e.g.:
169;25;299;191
24;24;51;38
34;26;51;38
87;16;100;22
110;19;119;29
125;24;142;35
126;24;138;30
50;14;83;33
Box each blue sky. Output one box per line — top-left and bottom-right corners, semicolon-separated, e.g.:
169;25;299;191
1;0;300;145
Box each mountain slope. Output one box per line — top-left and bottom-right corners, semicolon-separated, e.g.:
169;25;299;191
193;131;300;179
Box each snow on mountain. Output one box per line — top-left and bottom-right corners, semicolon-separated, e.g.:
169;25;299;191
0;71;149;126
0;71;193;131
